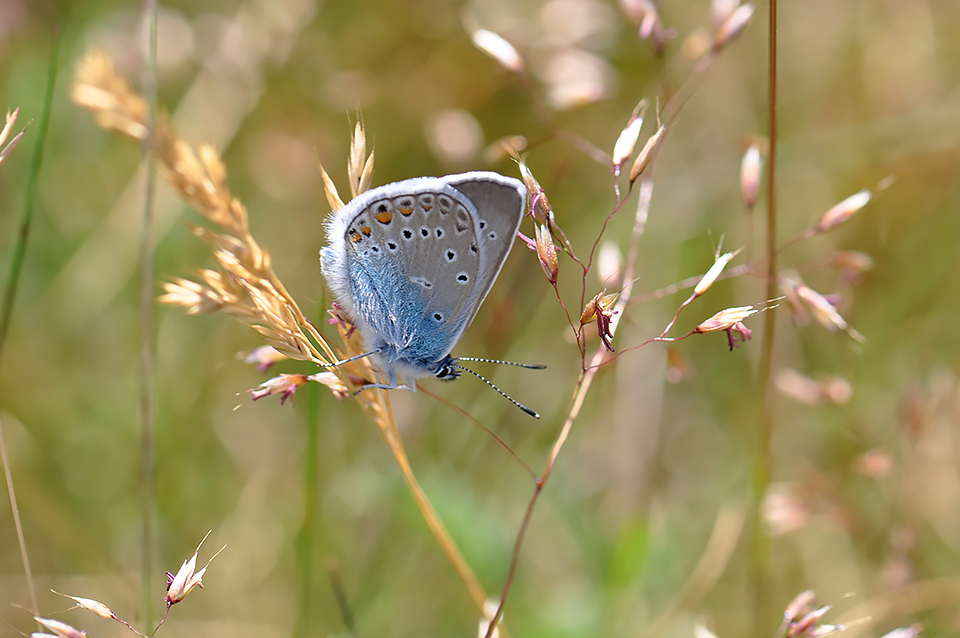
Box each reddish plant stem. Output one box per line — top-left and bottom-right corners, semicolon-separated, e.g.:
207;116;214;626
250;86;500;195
484;181;653;638
752;0;779;632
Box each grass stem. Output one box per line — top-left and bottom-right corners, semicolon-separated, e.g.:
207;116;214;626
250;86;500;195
752;0;779;632
138;0;159;628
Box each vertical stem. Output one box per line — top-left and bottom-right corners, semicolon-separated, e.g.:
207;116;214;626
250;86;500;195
294;384;320;638
0;417;39;619
139;0;159;628
753;0;778;633
0;35;58;362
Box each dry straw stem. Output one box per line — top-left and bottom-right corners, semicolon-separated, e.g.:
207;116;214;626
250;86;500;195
72;47;498;625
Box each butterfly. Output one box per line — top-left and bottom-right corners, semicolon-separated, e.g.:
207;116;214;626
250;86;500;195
320;171;542;416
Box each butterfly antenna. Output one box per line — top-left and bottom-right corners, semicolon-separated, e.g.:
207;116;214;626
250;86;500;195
456;357;546;370
452;363;540;419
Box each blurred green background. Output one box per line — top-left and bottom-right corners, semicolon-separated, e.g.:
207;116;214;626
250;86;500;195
2;0;960;637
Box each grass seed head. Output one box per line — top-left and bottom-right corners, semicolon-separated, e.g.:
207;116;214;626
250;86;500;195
629;124;665;184
612;100;647;174
165;532;224;607
714;4;755;50
242;346;289;373
71;49;148;140
695;305;759;333
784;590;817;624
0;107;26;168
712;0;740;29
470;29;525;73
740;143;762;210
814;189;871;234
695;249;740;297
33;618;86;638
51;590;117;620
880;626;922;638
160;279;225;315
831;250;874;284
535;223;559;284
517;159;552;225
250;373;311;404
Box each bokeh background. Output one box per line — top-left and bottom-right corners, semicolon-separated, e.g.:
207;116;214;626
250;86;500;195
2;0;960;637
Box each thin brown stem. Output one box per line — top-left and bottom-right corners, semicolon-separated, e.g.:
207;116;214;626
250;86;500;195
484;181;654;638
417;384;538;481
375;391;509;636
752;0;778;632
138;0;159;629
0;416;38;619
516;70;611;165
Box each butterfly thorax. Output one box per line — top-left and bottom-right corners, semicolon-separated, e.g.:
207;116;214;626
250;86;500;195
371;342;461;382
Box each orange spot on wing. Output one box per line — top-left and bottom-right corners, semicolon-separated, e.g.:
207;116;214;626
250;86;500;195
398;206;414;216
361;225;372;236
375;210;393;224
349;230;362;243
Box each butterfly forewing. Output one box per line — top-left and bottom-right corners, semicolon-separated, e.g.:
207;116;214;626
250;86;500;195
321;172;527;381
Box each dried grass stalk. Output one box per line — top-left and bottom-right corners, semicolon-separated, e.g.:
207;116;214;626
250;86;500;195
71;47;496;623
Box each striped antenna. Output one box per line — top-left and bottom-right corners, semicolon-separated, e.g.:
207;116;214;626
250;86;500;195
452;363;542;419
456;357;546;370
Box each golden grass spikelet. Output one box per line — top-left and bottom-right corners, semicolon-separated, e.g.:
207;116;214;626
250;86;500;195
73;47;344;376
160;278;225;315
318;162;346;210
71;49;148;140
347;121;374;198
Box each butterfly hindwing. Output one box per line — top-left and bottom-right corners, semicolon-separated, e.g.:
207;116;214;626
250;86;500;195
342;181;481;364
442;173;527;328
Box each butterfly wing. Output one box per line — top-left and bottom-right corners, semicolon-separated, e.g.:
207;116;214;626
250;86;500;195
443;172;527;334
322;175;524;379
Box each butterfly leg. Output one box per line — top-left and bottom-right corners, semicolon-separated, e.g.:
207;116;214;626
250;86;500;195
351;368;399;396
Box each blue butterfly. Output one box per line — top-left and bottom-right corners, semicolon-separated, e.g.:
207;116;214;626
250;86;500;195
320;171;542;416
